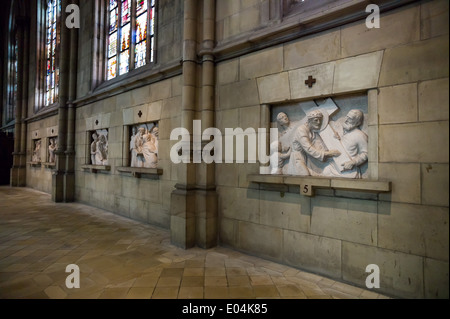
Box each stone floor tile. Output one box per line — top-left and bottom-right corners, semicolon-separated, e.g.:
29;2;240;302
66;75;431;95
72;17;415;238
228;286;255;299
180;276;204;287
98;287;131;299
44;285;68;299
0;186;392;300
183;267;204;277
227;275;251;287
250;275;274;286
204;276;228;287
178;287;204;299
151;287;179;299
156;276;182;287
125;287;154;299
252;285;280;298
204;267;226;276
204;287;229;299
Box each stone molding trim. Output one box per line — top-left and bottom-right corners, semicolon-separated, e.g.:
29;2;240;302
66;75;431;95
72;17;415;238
116;166;163;178
248;174;391;197
122;102;162;126
257;51;384;105
81;164;111;174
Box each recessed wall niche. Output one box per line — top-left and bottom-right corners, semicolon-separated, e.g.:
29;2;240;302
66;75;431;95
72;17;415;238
88;129;109;166
47;137;58;164
270;94;369;179
129;122;159;168
31;138;42;163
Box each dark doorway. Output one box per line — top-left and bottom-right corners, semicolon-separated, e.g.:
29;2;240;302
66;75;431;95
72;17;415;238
0;131;14;185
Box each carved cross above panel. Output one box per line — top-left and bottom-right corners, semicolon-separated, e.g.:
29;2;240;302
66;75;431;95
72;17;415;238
305;75;316;88
138;110;143;118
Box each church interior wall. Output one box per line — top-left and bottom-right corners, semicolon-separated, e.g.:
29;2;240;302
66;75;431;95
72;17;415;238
74;75;182;229
215;0;449;298
25;115;59;194
1;0;447;299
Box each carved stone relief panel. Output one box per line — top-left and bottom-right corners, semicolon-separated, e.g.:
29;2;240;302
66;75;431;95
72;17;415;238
129;122;159;169
48;137;58;163
89;129;109;166
32;139;42;163
270;94;368;179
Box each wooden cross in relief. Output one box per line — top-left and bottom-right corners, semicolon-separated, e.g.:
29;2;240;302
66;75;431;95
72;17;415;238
305;75;316;88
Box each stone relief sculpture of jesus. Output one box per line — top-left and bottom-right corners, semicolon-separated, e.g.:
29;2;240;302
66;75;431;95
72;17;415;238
32;139;42;162
90;129;109;165
270;97;369;179
48;137;57;163
130;123;159;168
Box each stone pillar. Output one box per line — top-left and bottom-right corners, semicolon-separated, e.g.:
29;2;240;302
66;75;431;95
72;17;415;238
52;0;70;202
10;17;29;187
63;0;79;202
170;0;198;249
195;0;217;248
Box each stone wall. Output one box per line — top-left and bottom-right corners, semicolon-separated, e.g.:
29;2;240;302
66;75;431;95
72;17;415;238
9;0;448;299
75;76;182;229
26;115;59;194
215;0;449;298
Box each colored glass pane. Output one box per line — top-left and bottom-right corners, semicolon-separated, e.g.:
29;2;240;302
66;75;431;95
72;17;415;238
108;32;117;57
136;12;147;43
136;0;147;16
150;36;154;62
121;0;130;25
109;7;118;33
45;0;60;106
149;6;155;36
119;50;129;75
120;23;130;51
107;56;117;80
135;41;146;68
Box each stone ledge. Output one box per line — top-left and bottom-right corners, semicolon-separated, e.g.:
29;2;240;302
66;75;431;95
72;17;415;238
248;174;391;197
81;164;111;173
116;166;163;178
27;161;41;167
42;162;56;168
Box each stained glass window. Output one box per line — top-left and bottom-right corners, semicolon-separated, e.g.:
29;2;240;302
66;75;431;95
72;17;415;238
45;0;60;106
107;0;156;80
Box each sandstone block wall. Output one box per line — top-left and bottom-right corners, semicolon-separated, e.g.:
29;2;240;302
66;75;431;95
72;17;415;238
215;0;449;298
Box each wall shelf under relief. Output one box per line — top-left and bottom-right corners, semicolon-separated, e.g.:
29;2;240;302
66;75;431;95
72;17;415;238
247;174;391;197
42;162;56;168
27;162;41;167
116;167;163;178
81;164;111;173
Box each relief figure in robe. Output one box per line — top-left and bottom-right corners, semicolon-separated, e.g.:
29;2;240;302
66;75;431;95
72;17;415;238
287;110;341;176
48;138;57;163
323;109;368;178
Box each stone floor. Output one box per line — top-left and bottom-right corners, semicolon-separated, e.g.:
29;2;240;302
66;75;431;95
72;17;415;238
0;186;391;300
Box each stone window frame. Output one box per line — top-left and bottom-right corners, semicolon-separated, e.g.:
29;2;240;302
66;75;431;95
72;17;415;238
35;0;62;112
99;0;159;87
3;20;18;128
282;0;338;18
